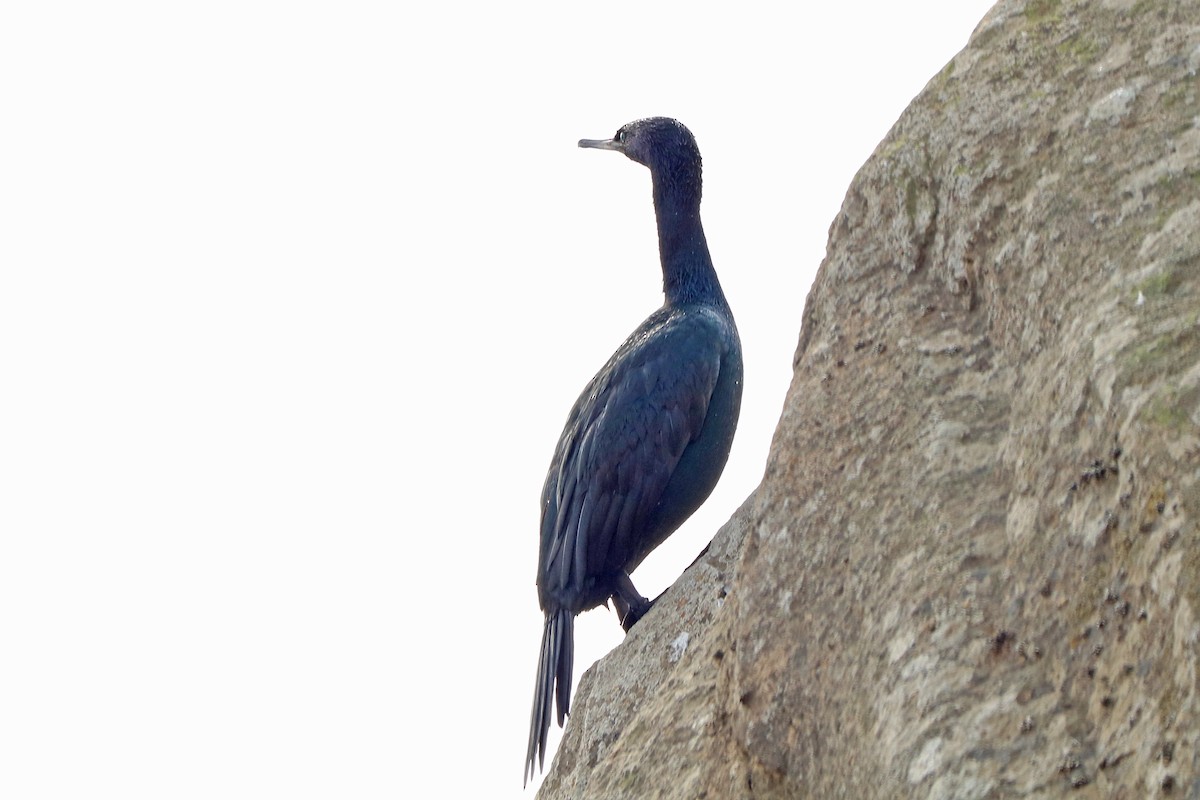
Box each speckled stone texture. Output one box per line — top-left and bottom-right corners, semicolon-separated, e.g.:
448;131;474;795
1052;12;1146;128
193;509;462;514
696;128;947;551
538;1;1200;796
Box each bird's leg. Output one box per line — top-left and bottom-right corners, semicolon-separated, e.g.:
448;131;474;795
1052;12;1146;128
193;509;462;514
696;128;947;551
612;571;654;632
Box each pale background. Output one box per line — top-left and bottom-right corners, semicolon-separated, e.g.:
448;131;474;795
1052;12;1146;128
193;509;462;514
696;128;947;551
2;1;995;797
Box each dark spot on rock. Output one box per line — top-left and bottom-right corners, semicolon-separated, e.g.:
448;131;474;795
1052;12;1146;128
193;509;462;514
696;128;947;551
990;629;1015;654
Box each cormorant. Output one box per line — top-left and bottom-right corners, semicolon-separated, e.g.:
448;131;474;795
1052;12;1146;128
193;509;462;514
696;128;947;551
525;117;743;784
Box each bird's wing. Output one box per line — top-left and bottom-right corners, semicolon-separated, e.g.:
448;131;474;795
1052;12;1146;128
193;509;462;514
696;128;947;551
539;310;725;605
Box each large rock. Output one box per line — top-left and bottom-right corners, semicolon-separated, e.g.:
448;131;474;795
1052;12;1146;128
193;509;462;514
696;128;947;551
538;1;1200;796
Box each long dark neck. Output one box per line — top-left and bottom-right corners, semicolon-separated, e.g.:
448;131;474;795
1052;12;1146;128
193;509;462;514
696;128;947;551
651;176;727;310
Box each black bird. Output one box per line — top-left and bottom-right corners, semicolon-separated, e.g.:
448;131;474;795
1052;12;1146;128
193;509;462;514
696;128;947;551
525;117;743;783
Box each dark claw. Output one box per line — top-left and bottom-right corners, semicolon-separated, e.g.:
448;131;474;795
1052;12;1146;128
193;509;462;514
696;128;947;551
617;594;654;632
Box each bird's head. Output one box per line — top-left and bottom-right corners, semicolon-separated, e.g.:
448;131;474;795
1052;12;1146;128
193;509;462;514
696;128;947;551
579;117;702;196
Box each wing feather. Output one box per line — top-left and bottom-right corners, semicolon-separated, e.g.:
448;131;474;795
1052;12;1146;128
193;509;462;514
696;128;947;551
538;310;727;609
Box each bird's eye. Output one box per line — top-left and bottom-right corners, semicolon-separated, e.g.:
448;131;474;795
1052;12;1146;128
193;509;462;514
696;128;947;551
615;128;626;143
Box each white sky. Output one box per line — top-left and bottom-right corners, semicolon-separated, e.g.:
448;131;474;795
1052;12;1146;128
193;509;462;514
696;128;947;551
2;1;996;797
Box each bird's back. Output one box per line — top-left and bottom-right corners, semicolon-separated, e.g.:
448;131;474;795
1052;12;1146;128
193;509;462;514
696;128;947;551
537;301;742;614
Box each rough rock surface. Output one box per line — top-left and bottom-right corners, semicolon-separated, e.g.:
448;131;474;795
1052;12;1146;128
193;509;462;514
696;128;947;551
537;1;1200;797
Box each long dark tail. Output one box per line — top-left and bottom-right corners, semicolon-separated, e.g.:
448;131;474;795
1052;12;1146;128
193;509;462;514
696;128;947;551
525;608;574;786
